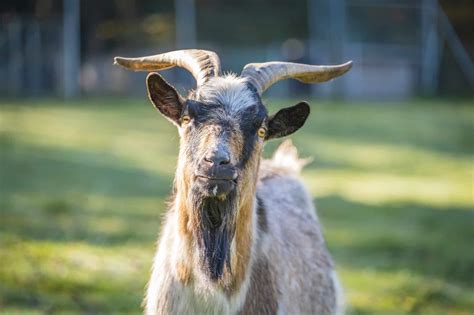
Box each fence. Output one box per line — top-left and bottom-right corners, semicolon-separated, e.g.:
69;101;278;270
0;0;472;100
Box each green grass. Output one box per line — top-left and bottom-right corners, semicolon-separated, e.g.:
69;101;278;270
0;97;473;314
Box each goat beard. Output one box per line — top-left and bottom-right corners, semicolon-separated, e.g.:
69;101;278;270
190;187;238;281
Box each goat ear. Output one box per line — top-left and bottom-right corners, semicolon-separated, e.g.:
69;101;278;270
265;102;310;140
146;72;185;126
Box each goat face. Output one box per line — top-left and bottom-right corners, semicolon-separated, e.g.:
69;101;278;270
147;73;310;200
182;99;265;198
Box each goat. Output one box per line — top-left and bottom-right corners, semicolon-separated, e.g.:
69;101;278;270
114;49;352;315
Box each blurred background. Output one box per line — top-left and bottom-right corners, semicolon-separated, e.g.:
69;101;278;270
0;0;473;314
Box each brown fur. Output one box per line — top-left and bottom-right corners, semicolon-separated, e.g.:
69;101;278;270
176;261;192;284
225;147;262;294
228;127;245;164
227;194;254;295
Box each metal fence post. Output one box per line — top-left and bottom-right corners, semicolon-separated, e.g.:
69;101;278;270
8;18;22;96
421;0;441;95
63;0;81;98
439;8;474;88
329;0;346;98
175;0;197;49
25;21;42;96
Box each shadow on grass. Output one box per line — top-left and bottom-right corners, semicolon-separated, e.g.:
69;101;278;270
0;137;173;198
266;101;474;157
317;195;474;289
1;137;172;246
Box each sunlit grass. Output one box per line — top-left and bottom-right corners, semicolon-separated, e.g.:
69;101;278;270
0;240;150;314
304;169;472;208
1;98;473;314
340;267;474;315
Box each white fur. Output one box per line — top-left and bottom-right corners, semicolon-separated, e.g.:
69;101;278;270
196;74;257;112
331;270;345;315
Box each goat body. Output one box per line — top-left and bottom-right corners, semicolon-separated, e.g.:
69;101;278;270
145;141;343;315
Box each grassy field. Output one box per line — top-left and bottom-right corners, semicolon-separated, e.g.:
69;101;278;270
0;98;473;314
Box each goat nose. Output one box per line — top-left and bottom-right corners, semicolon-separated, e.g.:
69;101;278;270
204;151;230;166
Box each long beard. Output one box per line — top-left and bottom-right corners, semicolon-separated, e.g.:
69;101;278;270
190;187;238;281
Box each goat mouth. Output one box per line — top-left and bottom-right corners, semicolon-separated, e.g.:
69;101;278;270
195;175;237;183
194;175;237;196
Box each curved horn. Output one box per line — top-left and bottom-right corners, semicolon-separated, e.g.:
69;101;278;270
241;61;352;94
114;49;221;87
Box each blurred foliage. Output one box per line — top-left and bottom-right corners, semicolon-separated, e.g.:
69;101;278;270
0;98;473;314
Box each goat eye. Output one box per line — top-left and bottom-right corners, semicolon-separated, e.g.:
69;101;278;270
257;127;266;138
181;115;191;125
